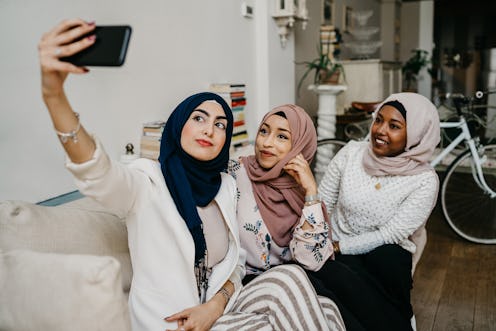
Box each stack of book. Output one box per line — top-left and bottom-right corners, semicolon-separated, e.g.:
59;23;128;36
209;83;249;151
320;25;337;58
140;120;165;160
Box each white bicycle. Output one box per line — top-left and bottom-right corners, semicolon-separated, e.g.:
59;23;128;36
432;91;496;244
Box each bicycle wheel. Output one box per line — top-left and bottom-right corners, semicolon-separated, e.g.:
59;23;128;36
311;138;347;185
441;144;496;244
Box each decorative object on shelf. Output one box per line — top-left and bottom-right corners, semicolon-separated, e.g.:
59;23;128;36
296;26;345;96
345;41;382;57
351;9;373;26
402;49;430;92
344;9;381;59
272;0;308;47
350;26;379;41
120;143;139;164
125;143;134;154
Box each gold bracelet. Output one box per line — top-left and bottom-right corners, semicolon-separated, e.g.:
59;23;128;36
332;241;340;253
218;287;231;304
54;112;81;143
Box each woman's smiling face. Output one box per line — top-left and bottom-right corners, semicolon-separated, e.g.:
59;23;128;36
180;101;228;161
370;105;407;157
255;113;292;169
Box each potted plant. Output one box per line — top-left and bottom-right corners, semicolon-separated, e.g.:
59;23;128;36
296;29;345;97
402;49;430;92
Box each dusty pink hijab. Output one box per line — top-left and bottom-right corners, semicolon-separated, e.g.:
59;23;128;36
241;104;317;247
362;92;441;176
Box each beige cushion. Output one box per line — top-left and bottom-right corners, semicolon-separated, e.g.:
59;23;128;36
0;249;131;331
0;198;132;291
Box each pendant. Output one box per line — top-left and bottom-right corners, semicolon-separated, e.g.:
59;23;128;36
375;183;381;190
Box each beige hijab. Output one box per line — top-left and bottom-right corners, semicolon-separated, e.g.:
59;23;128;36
362;92;441;176
242;104;317;247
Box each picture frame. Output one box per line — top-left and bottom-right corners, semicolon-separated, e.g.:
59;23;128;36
322;0;335;26
343;6;353;33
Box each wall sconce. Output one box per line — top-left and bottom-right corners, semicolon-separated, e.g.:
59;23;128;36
272;0;309;47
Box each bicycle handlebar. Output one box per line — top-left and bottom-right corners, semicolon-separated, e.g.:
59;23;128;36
444;90;496;100
443;90;496;116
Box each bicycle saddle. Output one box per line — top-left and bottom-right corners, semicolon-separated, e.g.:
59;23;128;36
351;101;382;114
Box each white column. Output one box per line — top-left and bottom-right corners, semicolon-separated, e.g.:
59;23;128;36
308;84;347;182
309;84;347;139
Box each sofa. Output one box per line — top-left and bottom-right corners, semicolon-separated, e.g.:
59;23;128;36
0;197;132;331
0;187;425;331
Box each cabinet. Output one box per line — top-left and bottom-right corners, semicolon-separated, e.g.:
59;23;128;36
336;59;402;114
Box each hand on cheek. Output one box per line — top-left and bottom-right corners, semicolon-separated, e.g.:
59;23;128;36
283;154;317;196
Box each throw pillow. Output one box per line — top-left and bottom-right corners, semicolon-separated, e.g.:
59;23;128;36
0;249;131;331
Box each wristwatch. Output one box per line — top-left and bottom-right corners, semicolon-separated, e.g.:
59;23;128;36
332;241;340;254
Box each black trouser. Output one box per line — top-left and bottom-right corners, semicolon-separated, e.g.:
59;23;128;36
306;244;413;331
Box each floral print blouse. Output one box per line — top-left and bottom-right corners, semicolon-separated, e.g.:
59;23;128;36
228;159;333;275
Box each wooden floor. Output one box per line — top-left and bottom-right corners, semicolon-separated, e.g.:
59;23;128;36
411;203;496;331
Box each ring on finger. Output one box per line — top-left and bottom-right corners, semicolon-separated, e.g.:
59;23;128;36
54;47;62;56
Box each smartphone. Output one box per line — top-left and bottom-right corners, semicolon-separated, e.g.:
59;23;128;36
61;25;132;66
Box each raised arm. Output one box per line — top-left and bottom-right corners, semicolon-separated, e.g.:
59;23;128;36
39;19;97;163
284;154;333;270
283;153;319;228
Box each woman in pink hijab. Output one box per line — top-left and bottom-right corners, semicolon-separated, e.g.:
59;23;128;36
312;92;441;331
229;104;333;277
227;104;346;329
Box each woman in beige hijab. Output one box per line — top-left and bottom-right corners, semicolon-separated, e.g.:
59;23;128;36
312;92;441;331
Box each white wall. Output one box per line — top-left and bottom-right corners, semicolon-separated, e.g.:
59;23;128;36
0;0;297;202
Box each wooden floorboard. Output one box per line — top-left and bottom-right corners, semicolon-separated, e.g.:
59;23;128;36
474;250;496;331
411;203;496;331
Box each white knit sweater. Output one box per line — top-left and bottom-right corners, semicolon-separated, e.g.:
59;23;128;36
318;140;438;255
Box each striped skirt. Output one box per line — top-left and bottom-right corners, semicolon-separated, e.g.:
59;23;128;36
211;264;345;331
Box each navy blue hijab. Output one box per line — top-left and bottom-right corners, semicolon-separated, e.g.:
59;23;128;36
158;92;233;266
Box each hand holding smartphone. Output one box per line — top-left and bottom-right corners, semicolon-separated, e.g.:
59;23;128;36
61;25;132;67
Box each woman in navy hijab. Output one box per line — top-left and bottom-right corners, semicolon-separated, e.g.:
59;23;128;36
39;18;345;331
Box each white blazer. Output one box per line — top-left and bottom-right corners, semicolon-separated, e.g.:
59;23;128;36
67;139;246;331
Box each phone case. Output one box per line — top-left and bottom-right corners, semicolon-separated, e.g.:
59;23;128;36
61;25;132;67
